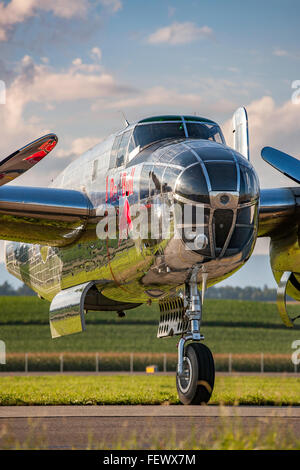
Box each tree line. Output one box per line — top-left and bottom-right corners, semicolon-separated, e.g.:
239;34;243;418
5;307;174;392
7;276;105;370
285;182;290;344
206;285;278;301
0;281;35;296
0;281;279;301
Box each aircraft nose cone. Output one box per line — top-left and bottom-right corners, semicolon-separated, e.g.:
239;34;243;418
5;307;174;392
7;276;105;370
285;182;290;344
169;140;259;259
171;140;259;204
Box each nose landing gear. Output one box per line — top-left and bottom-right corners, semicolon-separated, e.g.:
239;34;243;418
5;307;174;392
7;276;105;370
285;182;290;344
158;268;215;405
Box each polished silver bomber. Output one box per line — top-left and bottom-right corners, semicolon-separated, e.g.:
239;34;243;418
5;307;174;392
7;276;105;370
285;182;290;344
2;109;300;405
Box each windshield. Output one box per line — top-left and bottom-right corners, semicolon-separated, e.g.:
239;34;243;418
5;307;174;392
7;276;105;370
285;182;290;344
133;122;185;149
132;121;224;150
186;123;224;143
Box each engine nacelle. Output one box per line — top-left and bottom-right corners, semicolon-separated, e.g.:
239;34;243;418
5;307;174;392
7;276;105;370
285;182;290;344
270;230;300;327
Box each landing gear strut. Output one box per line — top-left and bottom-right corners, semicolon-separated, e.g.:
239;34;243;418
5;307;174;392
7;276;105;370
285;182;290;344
157;269;215;404
176;271;215;404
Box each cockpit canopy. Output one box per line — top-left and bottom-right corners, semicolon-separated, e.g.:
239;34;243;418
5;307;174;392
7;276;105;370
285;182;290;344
110;115;225;168
133;115;225;149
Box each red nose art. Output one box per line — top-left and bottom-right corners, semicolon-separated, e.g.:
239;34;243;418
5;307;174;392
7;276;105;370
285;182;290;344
23;138;57;164
24;150;47;164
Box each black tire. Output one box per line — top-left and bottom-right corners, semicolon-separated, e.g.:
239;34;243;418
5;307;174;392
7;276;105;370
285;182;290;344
176;342;215;405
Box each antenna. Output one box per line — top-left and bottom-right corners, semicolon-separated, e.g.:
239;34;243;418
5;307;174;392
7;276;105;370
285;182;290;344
119;110;129;127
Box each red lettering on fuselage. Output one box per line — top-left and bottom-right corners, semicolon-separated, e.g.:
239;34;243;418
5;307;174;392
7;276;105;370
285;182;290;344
110;177;118;201
107;167;136;202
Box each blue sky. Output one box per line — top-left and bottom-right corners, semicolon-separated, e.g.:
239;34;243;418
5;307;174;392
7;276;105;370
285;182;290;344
4;0;300;98
1;0;299;166
0;0;299;285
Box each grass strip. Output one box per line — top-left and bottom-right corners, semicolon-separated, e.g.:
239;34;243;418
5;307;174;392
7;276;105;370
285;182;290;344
0;375;299;406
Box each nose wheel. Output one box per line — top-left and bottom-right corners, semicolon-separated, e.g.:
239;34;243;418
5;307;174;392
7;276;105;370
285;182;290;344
157;267;215;405
176;342;215;405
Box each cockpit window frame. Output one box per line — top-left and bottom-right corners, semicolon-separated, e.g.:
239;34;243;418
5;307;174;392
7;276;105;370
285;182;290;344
131;118;225;152
110;128;134;169
110;118;225;168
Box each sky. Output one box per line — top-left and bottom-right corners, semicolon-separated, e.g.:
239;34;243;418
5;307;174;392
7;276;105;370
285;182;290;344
0;0;299;285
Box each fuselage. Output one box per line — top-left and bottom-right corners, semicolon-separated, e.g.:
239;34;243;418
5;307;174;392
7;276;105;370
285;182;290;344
5;115;260;305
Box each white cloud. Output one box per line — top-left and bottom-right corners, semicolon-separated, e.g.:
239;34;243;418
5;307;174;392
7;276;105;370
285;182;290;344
272;48;300;60
42;0;89;18
99;0;122;13
56;136;102;158
147;22;213;45
71;57;102;73
0;0;89;41
90;46;102;62
72;57;83;66
7;55;131;114
0;55;134;173
273;48;290;57
96;84;237;117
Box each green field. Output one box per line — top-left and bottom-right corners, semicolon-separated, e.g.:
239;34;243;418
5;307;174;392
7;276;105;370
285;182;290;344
0;375;299;406
0;296;299;355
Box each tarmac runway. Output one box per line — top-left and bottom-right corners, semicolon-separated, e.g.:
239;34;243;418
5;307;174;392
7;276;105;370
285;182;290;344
1;406;299;449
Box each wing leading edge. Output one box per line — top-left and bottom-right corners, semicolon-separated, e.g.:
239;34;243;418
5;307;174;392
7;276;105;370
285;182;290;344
258;187;300;237
0;185;95;246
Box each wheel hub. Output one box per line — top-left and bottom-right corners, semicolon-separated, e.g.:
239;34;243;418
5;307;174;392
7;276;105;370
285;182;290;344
177;356;192;393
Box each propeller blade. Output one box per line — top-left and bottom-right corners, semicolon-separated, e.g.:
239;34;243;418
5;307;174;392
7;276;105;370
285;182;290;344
261;146;300;184
0;134;58;186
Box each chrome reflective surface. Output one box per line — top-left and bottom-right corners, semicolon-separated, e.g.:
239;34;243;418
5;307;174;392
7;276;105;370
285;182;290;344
259;187;300;309
258;187;296;237
50;281;95;338
177;336;193;376
232;107;249;160
157;296;188;338
262;146;300;184
269;226;300;303
0;185;93;246
177;355;193;392
0;134;58;186
277;271;294;328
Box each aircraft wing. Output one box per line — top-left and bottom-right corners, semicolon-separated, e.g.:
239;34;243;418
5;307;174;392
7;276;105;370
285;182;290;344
0;135;95;247
258;186;299;237
258;146;300;237
0;185;94;246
